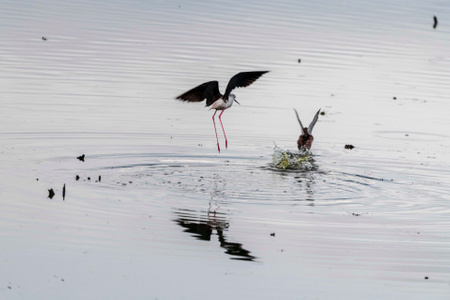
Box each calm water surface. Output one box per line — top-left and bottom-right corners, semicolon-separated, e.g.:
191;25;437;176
1;0;450;299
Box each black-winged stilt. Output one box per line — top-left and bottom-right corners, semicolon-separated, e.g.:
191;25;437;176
293;108;320;151
176;71;269;152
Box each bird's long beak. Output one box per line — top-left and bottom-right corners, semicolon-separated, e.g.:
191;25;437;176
235;99;241;105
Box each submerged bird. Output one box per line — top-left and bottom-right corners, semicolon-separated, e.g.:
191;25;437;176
293;108;320;151
176;71;269;152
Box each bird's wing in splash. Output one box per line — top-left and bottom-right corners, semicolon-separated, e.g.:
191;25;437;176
293;108;305;131
307;109;321;135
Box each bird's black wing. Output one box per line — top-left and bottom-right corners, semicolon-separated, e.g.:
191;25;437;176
223;71;269;100
176;81;222;106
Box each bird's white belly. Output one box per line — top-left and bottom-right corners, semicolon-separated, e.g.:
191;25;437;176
210;99;228;110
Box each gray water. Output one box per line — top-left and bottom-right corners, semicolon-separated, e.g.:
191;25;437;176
1;0;450;299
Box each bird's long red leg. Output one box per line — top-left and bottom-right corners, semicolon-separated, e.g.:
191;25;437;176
218;109;228;148
212;110;220;153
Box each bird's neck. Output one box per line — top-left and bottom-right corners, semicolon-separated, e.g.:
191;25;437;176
225;94;236;108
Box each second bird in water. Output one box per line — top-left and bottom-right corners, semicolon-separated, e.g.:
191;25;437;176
294;108;320;151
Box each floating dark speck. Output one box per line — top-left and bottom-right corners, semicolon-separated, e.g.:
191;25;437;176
393;97;397;100
76;175;80;181
48;188;55;199
298;58;301;63
270;232;275;237
62;184;66;201
425;276;429;280
345;144;355;150
433;15;438;29
99;175;101;182
320;111;325;116
77;154;85;162
42;36;47;41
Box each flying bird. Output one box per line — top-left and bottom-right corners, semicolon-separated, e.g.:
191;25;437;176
176;71;269;152
293;108;320;151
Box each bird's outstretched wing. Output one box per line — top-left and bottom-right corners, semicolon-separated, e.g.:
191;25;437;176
223;71;269;100
307;109;321;135
176;81;222;106
293;108;305;130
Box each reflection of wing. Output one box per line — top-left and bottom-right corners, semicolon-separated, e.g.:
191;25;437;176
216;229;256;261
176;218;213;241
174;210;256;261
293;108;305;130
223;71;269;100
307;109;321;135
176;81;222;106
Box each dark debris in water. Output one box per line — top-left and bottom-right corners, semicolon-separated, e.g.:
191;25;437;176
48;188;55;199
345;144;355;150
77;154;85;162
433;15;438;29
270;232;276;237
76;175;80;181
62;184;66;200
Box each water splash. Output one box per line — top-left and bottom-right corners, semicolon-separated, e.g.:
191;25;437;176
272;145;314;170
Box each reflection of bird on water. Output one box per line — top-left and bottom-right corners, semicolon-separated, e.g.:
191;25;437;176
293;108;320;151
176;71;269;152
209;173;226;216
174;209;256;261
